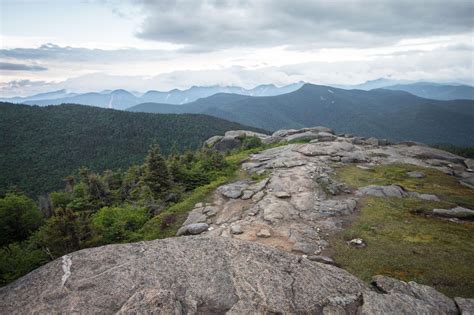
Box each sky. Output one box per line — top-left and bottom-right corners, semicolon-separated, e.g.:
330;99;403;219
0;0;473;97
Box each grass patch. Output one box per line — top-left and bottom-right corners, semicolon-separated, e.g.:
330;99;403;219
332;197;474;297
332;163;474;297
335;163;474;209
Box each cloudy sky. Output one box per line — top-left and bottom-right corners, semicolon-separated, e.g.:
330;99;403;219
0;0;473;96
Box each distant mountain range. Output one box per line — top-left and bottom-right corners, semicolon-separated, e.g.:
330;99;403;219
1;81;472;110
0;82;305;110
127;83;474;146
0;102;264;196
383;82;474;101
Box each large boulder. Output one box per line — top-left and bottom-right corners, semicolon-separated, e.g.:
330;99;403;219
0;237;368;313
204;130;270;152
0;237;459;314
213;136;241;152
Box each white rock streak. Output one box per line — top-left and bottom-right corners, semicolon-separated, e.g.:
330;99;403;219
61;255;72;287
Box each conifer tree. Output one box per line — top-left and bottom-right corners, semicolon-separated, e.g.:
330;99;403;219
143;144;171;198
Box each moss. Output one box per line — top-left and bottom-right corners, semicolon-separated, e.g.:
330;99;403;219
335;163;474;209
332;163;474;297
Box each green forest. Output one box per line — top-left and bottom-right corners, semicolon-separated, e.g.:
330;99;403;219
0;134;268;285
0;103;264;197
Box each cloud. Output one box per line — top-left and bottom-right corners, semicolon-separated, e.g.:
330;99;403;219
1;41;471;98
0;43;175;62
0;62;47;71
135;0;474;50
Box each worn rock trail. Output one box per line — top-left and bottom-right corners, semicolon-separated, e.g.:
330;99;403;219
179;128;474;258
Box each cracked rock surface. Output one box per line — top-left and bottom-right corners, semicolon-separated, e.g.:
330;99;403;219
0;236;467;314
183;130;473;257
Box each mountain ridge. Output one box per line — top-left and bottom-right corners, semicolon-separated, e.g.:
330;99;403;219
0;82;305;109
127;83;474;146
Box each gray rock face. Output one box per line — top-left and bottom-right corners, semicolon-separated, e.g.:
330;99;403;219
285;131;320;143
307;255;336;265
356;185;408;198
205;130;271;152
371;275;458;315
454;297;474;314
465;159;474;170
204;135;223;147
176;223;209;236
0;237;462;314
213;136;241;152
357;185;441;202
433;206;474;219
408;192;440;201
217;181;249;199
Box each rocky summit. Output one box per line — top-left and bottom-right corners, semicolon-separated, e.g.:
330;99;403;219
1;126;473;314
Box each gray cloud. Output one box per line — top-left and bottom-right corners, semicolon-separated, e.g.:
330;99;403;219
0;62;47;71
1;42;472;98
0;43;175;62
136;0;474;50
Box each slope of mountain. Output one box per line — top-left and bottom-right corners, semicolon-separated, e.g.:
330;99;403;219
383;82;474;100
7;82;305;109
127;83;474;146
0;103;265;196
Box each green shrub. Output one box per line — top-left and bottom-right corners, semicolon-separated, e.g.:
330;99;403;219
91;205;149;244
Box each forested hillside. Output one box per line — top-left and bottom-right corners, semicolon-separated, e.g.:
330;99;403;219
0;103;265;196
0;135;267;285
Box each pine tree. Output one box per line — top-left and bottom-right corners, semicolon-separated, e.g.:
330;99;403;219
143;144;171;198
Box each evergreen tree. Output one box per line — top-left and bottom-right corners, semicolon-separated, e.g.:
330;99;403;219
35;208;81;257
0;193;43;246
143;144;171;198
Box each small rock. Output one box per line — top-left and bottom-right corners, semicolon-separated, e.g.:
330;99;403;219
275;191;291;198
230;224;243;235
307;255;336;266
195;202;203;208
356;165;373;170
356;185;407;198
407;171;425;178
202;206;218;217
241;190;255;200
256;228;271;238
217;181;248;199
251;191;265;202
186;223;209;235
407;192;440;202
348;238;366;248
